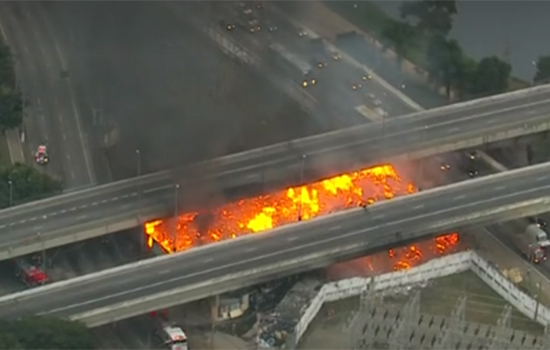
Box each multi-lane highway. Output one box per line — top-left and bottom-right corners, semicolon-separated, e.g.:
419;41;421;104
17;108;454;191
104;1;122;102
2;161;550;326
0;2;95;188
2;84;550;258
199;1;416;124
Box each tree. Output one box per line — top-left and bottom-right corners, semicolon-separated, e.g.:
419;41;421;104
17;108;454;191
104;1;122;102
425;35;469;98
400;0;457;37
0;317;95;349
381;21;415;63
469;56;511;97
534;55;550;84
0;42;14;86
0;84;23;129
0;163;62;207
453;56;478;100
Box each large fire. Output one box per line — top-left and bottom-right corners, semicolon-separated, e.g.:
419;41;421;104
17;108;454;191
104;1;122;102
144;164;460;269
145;164;414;253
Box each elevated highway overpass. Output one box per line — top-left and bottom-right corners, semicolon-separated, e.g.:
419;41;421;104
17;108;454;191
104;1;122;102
2;85;550;260
2;161;550;326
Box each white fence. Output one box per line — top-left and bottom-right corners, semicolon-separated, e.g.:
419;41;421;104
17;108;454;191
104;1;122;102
470;253;550;325
290;250;550;348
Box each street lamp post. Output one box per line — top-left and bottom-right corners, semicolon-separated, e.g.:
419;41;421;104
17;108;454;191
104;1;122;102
8;180;13;208
136;149;141;178
298;155;306;221
173;184;180;251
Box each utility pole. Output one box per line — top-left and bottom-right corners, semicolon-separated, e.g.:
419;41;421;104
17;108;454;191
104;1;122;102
136;149;141;178
173;184;180;251
8;180;13;207
136;149;145;252
298;155;306;221
37;232;46;275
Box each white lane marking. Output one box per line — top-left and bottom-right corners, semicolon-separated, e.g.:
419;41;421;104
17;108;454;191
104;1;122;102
24;45;29;53
30;217;37;221
67;154;71;161
76;215;87;220
100;200;108;204
18;219;26;224
130;192;138;197
91;202;98;206
143;184;174;194
120;194;129;199
120;204;131;209
0;225;4;229
453;194;466;201
69;207;76;211
244;247;258;253
60;209;66;214
413;204;424;210
495;185;506;191
58;114;63;123
110;197;119;201
537;176;549;182
158;270;171;275
202;258;214;263
372;214;386;220
62;133;67;140
71;171;75;180
80;204;88;209
286;236;299;242
32;225;43;231
448;127;460;132
329;226;342;231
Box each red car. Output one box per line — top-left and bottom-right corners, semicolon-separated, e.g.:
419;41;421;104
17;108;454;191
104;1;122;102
35;145;49;165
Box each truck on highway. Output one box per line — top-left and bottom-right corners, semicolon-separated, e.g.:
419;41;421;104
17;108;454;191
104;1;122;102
14;256;49;287
514;224;550;263
156;322;189;350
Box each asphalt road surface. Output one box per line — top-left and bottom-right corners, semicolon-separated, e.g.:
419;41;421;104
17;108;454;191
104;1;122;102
2;162;550;320
0;2;95;188
2;85;550;251
202;2;414;123
35;1;322;180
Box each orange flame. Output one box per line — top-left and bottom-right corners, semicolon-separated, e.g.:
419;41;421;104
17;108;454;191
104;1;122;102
145;164;414;253
389;233;460;271
144;164;460;270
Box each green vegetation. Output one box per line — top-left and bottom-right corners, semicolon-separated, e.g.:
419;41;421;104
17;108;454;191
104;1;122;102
0;41;21;130
534;55;550;84
325;0;529;100
0;163;62;208
0;317;95;349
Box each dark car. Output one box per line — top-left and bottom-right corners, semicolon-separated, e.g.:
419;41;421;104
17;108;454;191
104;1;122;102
528;217;548;229
219;20;236;31
467;168;479;178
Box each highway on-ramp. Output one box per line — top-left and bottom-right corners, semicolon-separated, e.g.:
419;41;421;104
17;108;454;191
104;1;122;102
2;85;550;259
2;161;550;326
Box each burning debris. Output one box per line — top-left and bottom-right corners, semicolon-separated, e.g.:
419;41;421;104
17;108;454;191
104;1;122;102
145;164;415;253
